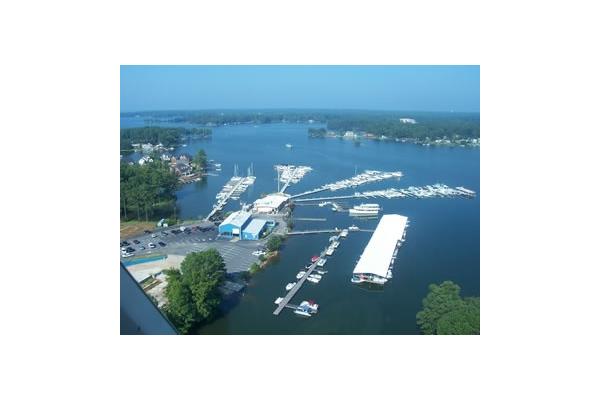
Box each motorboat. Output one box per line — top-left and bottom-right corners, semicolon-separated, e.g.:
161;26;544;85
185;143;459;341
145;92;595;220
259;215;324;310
348;225;359;231
285;282;296;291
333;241;340;248
311;255;320;263
317;258;327;267
340;229;349;238
294;308;311;317
308;274;322;281
307;276;320;284
325;246;334;256
274;297;284;305
299;300;319;313
315;269;327;275
296;271;306;279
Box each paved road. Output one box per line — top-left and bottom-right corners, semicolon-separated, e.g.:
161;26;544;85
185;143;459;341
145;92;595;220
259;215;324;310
121;222;266;273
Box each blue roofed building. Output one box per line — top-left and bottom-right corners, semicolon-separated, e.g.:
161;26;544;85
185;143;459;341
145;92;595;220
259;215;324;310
218;211;252;238
241;218;268;240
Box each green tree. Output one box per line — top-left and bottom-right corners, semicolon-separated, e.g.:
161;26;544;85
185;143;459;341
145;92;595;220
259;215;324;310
193;149;207;171
266;234;283;252
162;270;196;334
416;281;479;335
162;249;226;333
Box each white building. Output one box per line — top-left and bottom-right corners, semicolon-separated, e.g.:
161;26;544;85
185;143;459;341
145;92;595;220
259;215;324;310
252;193;290;214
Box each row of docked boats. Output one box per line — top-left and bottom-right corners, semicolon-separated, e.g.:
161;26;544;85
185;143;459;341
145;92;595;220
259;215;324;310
275;164;312;185
350;227;407;285
357;184;476;199
324;170;403;192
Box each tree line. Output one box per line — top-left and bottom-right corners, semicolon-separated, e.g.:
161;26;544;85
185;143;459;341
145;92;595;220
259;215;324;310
120;126;212;152
120;161;178;221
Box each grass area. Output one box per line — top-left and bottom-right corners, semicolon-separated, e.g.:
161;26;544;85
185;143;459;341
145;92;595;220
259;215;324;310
120;220;155;239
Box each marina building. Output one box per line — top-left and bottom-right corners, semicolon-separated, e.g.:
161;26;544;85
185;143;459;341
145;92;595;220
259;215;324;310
241;218;268;240
352;214;408;285
218;210;271;240
252;193;290;214
218;211;252;237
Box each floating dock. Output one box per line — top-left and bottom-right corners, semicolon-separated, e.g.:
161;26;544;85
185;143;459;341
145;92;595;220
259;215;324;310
273;259;320;315
352;214;408;285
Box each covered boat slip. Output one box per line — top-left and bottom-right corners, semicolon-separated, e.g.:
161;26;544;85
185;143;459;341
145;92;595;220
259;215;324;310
352;214;408;280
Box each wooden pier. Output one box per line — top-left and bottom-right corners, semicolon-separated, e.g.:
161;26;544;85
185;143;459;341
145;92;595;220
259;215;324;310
289;187;328;199
273;260;320;315
294;217;327;221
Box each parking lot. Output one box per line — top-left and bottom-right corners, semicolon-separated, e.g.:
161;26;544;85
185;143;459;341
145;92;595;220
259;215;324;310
120;222;266;273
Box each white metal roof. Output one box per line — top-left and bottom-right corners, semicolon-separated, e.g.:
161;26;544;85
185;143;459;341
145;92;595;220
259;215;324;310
220;210;251;228
253;193;289;209
243;218;267;236
353;214;408;278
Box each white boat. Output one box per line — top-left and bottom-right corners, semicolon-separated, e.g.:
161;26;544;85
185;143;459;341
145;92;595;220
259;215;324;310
325;246;334;256
386;270;393;279
318;201;328;207
285;282;296;291
340;229;349;237
274;297;284;305
349;204;380;216
315;269;327;275
348;225;359;231
308;274;322;280
296;271;306;279
317;258;327;267
285;143;293;148
333;241;340;248
307;276;320;284
299;300;319;313
294;308;311;317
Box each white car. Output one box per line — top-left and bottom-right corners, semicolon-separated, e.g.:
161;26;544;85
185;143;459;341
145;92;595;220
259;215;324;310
148;243;156;249
121;252;133;258
151;233;157;238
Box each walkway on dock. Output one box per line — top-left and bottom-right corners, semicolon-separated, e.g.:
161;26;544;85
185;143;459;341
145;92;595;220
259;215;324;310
287;228;373;236
294;217;326;221
289;187;328;199
204;178;245;221
273;259;320;315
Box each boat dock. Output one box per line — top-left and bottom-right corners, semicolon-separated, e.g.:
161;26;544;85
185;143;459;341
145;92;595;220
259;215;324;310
294;217;327;221
273;260;320;315
352;214;408;285
287;228;373;236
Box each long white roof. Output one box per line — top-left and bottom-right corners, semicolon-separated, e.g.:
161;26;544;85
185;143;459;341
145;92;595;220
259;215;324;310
353;214;408;278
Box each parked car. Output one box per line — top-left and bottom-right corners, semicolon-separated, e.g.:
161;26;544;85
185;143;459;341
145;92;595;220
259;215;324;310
121;241;130;246
133;239;140;244
161;231;168;236
121;252;133;258
151;233;157;238
144;230;152;234
139;246;145;250
148;243;156;249
126;247;135;253
158;241;166;247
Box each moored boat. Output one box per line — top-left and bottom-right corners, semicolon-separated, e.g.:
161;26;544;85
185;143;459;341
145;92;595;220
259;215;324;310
285;282;296;291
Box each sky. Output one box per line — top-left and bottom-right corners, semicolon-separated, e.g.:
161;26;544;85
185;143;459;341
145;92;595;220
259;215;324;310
120;65;479;113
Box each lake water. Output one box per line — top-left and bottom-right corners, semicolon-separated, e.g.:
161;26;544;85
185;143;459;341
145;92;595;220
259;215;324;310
121;118;480;334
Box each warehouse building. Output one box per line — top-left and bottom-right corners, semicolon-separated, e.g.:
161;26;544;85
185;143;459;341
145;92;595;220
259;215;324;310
241;218;268;240
218;211;252;238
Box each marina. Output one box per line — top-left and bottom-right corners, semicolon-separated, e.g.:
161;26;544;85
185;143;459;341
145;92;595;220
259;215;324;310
351;214;408;285
120;121;480;334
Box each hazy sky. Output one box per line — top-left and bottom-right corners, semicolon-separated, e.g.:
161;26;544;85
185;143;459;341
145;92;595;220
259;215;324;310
120;65;479;113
